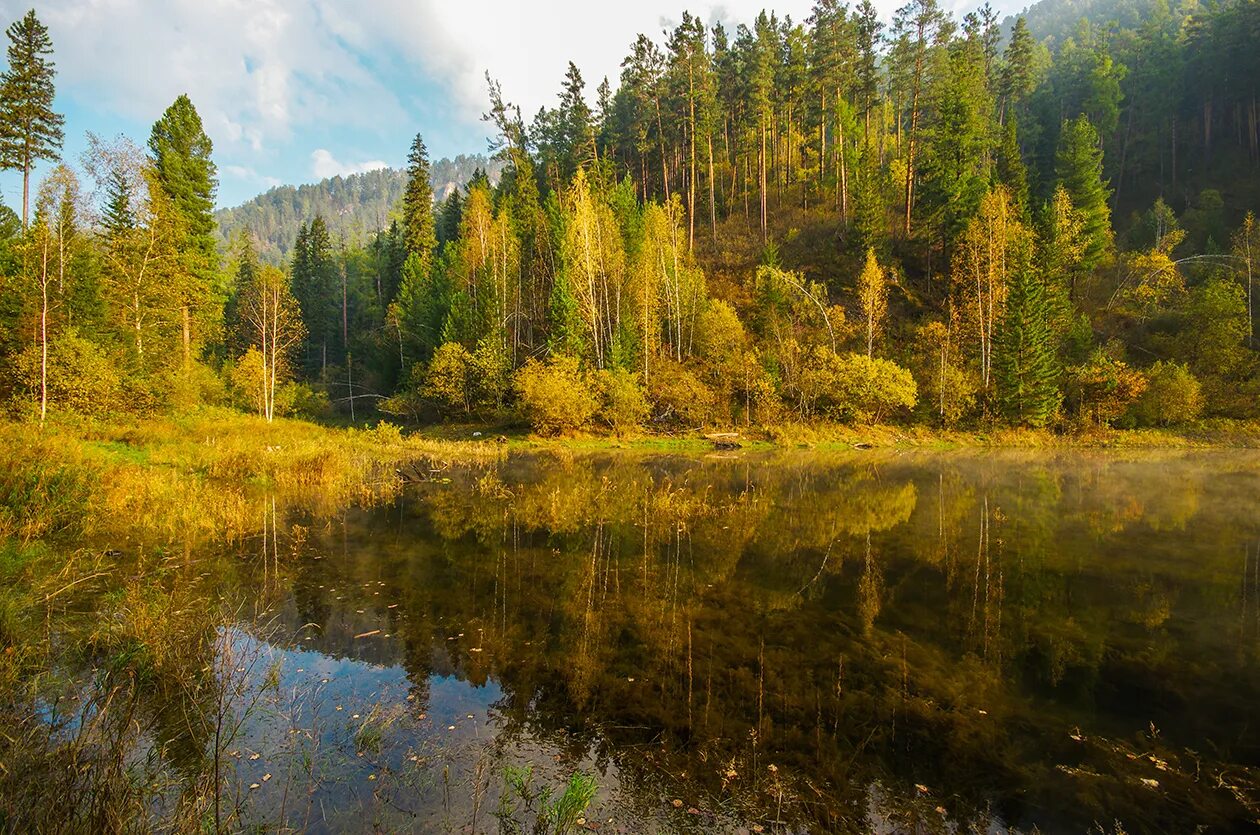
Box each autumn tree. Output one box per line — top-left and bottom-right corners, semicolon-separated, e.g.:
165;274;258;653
856;247;887;356
237;265;306;422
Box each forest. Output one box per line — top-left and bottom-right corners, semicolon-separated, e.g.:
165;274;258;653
1;0;1259;437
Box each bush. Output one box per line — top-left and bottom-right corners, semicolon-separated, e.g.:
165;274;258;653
1130;361;1203;426
11;330;124;417
228;348;267;416
422;342;476;416
797;348;917;423
594;368;649;432
1066;349;1147;426
162;361;226;413
647;359;717;427
513;355;597;435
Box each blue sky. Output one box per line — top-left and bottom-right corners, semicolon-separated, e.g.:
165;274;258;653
0;0;1025;210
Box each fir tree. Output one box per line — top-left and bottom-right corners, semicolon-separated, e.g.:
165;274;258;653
995;248;1060;426
995;117;1029;214
401;133;437;262
101;166;135;240
999;16;1035;120
1055;115;1112;271
0;10;64;228
148;94;217;259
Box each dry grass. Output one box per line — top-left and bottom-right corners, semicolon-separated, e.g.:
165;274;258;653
0;408;505;545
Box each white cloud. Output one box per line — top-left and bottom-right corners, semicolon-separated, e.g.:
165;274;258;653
16;0;409;152
224;164;282;188
310;149;389;179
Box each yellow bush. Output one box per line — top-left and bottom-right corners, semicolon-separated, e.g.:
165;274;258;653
513;355;598;435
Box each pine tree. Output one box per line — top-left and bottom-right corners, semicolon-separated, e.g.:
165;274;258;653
401;133;438;262
148;94;217;259
149;94;218;365
1055;115;1112;271
999;16;1035;121
995;247;1060;426
995;117;1029;213
0;10;64;229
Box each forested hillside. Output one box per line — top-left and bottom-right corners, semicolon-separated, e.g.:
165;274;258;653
3;0;1260;437
213;155;502;264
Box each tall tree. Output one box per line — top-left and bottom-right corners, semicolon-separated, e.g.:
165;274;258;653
892;0;947;238
401;133;438;263
0;10;63;229
238;265;306;422
1055;115;1112;272
148;94;219;365
994;245;1060;425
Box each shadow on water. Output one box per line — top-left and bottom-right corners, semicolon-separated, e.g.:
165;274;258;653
11;448;1260;832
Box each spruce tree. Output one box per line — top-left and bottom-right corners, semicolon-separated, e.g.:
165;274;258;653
1055;115;1112;271
101;166;135;240
995;248;1060;426
996;117;1029;214
148;94;217;259
401;133;437;262
999;17;1035;120
0;10;64;229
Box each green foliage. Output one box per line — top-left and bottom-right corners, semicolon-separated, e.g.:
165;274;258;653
995;258;1061;427
148;94;217;260
401;133;438;260
0;10;63;225
10;329;122;417
794;348;918;423
1054;116;1111;271
594;367;649;433
1129;361;1202;427
513;355;598;435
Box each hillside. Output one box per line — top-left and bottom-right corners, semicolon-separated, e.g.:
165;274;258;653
215;154;503;264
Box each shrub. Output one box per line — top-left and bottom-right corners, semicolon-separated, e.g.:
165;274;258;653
229;348;267;416
422;342;476;416
594;368;649;432
647;359;717;427
1065;349;1147;426
162;361;226;413
513;355;597;435
1130;361;1203;426
797;348;917;422
11;330;123;417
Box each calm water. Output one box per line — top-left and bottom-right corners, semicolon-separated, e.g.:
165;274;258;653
145;451;1260;831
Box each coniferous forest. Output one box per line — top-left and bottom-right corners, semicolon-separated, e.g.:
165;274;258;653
3;0;1260;437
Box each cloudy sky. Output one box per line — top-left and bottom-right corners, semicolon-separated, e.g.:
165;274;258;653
0;0;1025;209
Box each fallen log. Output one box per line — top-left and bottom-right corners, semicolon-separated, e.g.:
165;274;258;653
704;432;742;450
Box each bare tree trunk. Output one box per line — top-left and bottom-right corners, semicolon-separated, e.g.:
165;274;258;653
39;240;48;423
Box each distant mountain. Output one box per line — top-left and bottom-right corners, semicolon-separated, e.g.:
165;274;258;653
1004;0;1183;46
215;154;503;265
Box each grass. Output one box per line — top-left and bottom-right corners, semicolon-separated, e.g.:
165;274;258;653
413;417;1260;453
0;407;506;545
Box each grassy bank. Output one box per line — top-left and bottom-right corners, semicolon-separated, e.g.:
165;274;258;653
413;417;1260;453
0;408;505;546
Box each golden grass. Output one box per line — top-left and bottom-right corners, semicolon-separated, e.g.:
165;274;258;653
0;408;506;545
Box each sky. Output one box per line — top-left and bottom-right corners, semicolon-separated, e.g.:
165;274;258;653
0;0;1026;210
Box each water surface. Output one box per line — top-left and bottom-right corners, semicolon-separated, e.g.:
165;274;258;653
116;450;1260;831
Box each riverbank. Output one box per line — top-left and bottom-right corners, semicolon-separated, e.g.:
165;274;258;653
416;417;1260;453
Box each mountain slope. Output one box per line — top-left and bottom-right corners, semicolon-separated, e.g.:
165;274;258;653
215;154;503;264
